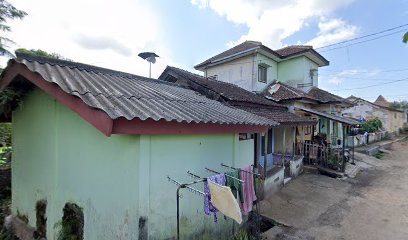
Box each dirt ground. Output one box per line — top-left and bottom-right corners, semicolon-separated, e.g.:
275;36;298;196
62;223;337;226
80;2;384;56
262;140;408;240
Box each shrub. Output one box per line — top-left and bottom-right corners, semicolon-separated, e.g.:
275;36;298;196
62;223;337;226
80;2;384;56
362;118;382;133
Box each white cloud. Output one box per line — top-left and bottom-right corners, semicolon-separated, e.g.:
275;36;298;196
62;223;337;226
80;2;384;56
324;68;381;86
328;77;343;85
191;0;358;49
1;0;173;78
307;18;359;48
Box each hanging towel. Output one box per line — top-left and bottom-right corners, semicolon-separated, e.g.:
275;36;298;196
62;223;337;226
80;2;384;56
204;173;226;222
226;170;244;203
240;165;257;214
208;180;242;224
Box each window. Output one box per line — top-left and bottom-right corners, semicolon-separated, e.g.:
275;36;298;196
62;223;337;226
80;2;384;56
258;65;267;83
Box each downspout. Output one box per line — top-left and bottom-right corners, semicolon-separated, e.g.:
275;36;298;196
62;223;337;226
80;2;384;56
282;128;286;167
263;132;268;178
252;52;256;91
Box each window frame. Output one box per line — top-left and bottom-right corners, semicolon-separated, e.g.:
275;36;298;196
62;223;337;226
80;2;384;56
258;65;267;83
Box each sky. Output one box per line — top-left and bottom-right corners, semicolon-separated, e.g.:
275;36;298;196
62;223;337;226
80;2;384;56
1;0;408;102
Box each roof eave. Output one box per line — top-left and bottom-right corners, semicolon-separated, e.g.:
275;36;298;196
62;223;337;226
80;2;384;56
194;48;258;71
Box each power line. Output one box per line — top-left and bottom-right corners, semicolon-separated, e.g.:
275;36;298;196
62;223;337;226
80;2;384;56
319;67;408;74
315;23;408;50
331;77;408;91
318;29;407;53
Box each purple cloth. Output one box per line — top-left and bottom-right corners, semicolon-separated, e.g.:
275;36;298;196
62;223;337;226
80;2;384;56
204;173;226;222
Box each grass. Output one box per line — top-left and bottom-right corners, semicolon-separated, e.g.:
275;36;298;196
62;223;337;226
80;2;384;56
374;151;386;160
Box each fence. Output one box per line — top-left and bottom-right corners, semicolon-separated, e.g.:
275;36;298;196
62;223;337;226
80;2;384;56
295;141;353;173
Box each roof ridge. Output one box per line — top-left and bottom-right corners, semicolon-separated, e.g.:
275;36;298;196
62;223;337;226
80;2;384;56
167;65;249;88
15;52;186;88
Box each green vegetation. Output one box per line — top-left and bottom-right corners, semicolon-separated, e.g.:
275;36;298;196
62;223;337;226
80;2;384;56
404;32;408;43
374;151;386;160
56;203;84;240
0;1;27;57
390;100;408;110
16;48;70;60
232;229;250;240
362;118;382;133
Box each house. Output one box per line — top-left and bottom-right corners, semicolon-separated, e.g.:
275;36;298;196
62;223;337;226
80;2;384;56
344;95;405;135
194;41;358;172
0;53;279;239
159;66;316;196
194;41;329;93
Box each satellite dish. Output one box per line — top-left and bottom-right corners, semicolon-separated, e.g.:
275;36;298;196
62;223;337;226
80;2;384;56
138;52;159;78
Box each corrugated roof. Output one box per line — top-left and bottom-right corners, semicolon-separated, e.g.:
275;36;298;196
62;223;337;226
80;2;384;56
295;107;360;125
159;66;315;126
5;53;278;127
159;66;284;108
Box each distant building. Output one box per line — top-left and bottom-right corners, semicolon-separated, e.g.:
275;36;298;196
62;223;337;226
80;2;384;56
343;96;405;134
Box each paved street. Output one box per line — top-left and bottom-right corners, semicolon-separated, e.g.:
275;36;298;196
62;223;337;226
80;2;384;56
261;140;408;240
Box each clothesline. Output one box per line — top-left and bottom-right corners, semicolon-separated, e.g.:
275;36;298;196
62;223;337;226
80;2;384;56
205;167;245;183
220;163;263;179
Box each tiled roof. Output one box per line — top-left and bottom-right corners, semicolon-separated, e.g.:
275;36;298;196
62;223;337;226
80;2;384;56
307;87;352;105
348;96;403;113
159;66;316;125
374;95;390;108
275;45;313;57
261;81;317;102
195;41;329;69
159;66;284;108
194;41;279;69
4;53;278;126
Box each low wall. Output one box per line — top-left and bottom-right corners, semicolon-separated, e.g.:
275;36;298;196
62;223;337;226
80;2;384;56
350;131;387;147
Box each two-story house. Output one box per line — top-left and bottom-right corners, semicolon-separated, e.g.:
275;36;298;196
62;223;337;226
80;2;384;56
194;41;329;93
195;41;358;172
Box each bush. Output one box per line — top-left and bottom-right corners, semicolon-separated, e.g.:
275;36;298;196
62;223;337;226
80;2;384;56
362;118;382;133
0;123;12;147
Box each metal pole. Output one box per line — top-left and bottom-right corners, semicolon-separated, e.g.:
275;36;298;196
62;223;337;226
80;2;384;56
149;62;152;78
341;125;346;172
176;185;182;240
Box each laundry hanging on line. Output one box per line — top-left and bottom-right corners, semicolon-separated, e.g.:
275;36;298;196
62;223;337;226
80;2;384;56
204;173;226;222
226;169;244;203
240;165;257;214
208;179;242;224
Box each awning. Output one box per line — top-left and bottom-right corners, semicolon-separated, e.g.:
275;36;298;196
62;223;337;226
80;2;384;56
294;107;360;125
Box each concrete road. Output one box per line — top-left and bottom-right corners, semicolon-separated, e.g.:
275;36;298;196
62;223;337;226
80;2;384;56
260;140;408;240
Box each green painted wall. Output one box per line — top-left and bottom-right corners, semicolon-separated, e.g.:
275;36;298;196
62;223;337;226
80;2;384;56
12;89;251;239
277;56;318;88
255;53;278;91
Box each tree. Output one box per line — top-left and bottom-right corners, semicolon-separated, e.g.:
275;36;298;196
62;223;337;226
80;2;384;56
15;48;70;60
404;32;408;44
390;100;408;110
0;1;27;57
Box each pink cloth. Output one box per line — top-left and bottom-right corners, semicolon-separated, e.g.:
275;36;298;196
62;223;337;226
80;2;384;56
240;165;257;214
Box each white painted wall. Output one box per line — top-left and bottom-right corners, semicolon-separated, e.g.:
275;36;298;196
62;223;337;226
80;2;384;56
205;55;255;91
